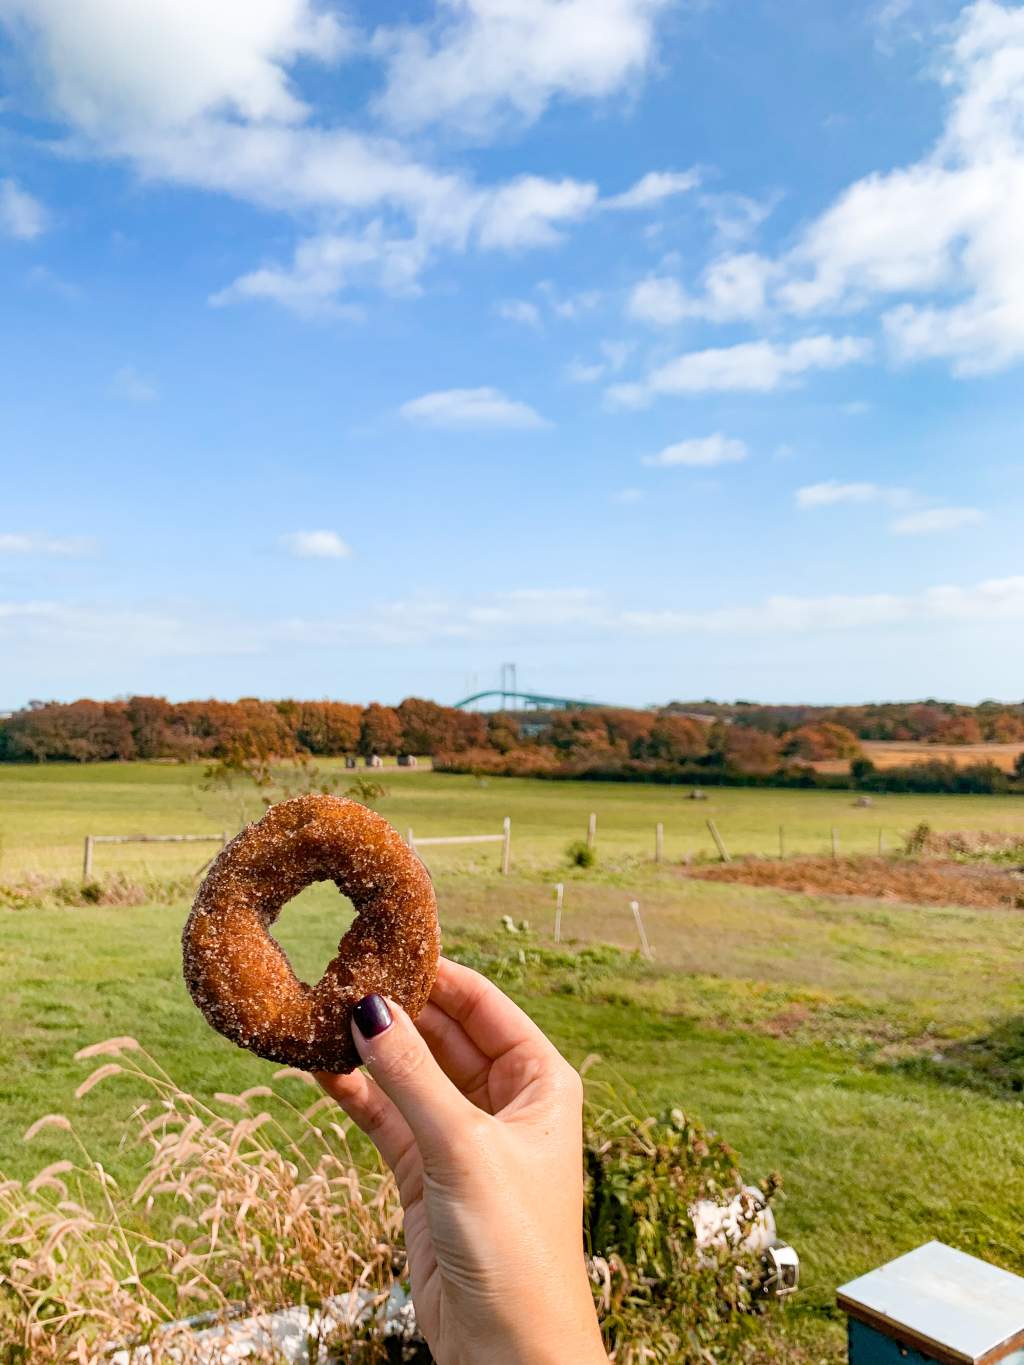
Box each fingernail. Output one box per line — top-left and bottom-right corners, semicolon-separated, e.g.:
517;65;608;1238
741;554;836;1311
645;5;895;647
353;993;393;1039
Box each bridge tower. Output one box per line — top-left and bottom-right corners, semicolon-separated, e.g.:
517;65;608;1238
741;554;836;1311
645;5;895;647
500;663;517;711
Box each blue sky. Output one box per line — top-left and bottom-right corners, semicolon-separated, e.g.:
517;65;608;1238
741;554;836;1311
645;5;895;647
2;0;1023;709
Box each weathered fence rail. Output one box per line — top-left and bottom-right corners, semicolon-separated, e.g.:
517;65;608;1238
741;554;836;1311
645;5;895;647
83;832;229;879
406;817;512;876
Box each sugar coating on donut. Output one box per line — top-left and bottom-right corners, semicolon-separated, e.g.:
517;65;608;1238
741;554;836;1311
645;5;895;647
181;794;439;1073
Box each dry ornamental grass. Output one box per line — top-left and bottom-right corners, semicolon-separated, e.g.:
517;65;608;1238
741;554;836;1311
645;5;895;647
0;1038;406;1363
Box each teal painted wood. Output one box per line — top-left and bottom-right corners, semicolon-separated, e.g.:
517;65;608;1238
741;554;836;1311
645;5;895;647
849;1319;936;1363
850;1320;1024;1365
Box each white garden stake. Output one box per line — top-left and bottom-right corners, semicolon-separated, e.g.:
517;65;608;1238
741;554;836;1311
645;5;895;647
554;883;564;944
630;900;653;960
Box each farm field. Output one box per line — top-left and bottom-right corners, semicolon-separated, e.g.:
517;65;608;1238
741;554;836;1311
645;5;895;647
4;762;1024;1359
4;759;1024;880
818;739;1024;773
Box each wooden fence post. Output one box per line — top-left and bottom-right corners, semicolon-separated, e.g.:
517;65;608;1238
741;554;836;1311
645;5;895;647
706;819;731;863
655;822;664;864
502;817;512;876
630;900;654;960
83;836;94;881
554;883;564;943
407;828;415;850
587;812;597;849
221;831;230;848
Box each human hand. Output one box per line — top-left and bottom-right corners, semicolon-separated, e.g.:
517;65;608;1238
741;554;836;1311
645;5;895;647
317;957;607;1365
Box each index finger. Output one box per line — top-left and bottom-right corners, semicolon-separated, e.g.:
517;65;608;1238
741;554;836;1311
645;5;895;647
429;957;559;1063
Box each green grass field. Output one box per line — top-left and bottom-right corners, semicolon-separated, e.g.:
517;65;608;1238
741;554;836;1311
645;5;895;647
4;758;1024;879
4;761;1024;1359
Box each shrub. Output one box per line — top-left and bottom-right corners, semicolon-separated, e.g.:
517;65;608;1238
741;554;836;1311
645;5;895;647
567;839;597;868
585;1103;784;1363
345;776;389;807
849;756;877;782
0;872;194;911
904;821;932;855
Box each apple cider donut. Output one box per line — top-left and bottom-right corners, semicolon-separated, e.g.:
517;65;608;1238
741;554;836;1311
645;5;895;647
182;793;439;1074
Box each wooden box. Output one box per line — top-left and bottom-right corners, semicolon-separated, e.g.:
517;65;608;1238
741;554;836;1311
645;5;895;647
839;1242;1024;1364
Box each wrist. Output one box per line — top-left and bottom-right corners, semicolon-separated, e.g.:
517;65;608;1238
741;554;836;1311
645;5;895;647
496;1292;606;1365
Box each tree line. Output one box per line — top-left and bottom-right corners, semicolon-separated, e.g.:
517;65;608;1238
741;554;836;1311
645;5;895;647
0;697;486;764
661;698;1024;744
2;696;1022;795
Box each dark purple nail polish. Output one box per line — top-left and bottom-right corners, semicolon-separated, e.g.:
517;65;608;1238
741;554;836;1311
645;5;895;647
353;993;393;1039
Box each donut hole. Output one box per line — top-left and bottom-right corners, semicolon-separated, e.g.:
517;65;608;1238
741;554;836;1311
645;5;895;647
268;881;357;989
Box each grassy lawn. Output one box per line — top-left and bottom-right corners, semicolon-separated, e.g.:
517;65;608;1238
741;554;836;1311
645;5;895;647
4;759;1024;879
4;762;1024;1358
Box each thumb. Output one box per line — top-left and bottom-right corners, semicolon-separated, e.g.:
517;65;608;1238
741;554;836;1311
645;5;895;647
351;993;473;1163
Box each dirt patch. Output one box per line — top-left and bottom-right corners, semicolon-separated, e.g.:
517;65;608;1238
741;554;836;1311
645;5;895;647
681;855;1024;910
761;1003;814;1038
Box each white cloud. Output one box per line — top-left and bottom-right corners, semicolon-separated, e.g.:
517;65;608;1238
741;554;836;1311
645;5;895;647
0;179;48;239
0;0;350;132
627;275;689;326
643;434;749;468
400;386;548;429
280;530;353;559
611;487;644;504
796;480;910;508
604;381;654;410
475;175;598;250
211;172;598;311
0;0;605;314
8;575;1024;670
110;366;158;402
627;256;775;326
890;506;984;534
211;229;425;315
688;252;775;321
373;0;671;133
496;299;542;328
616;335;872;405
0;599;265;658
701;191;778;245
566;338;633;384
920;575;1024;619
622;594;909;634
604;168;700;210
566;359;606;384
465;587;605;628
623;576;1024;635
797;484;980;533
0;533;93;556
773;1;1024;375
550;288;602;319
600;339;633;369
841;399;872;415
